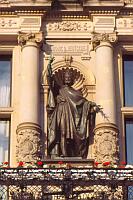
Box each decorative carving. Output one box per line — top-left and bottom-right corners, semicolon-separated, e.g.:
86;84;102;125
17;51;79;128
16;122;42;162
18;31;43;46
46;21;93;32
44;43;91;56
123;0;133;3
117;18;133;29
92;32;117;48
0;0;9;3
64;55;73;67
94;123;119;164
0;18;18;28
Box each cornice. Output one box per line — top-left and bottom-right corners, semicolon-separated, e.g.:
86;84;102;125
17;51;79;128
46;13;90;20
1;1;133;18
83;1;124;7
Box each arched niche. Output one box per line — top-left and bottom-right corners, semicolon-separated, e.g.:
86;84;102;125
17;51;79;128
42;58;96;101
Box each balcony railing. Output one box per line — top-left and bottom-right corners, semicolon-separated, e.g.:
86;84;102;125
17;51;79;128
0;167;133;199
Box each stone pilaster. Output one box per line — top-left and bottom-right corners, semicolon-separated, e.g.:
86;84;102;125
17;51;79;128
16;32;44;162
93;33;119;164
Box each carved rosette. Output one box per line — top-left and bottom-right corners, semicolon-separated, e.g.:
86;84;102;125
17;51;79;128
18;31;43;46
94;123;119;164
16;122;42;162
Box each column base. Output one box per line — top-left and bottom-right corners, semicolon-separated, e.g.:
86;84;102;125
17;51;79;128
94;123;119;164
16;122;42;162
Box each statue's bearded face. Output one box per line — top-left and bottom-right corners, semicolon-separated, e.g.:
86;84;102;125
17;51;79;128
64;72;73;86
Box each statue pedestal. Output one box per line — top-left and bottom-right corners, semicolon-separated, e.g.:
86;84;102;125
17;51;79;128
43;157;94;167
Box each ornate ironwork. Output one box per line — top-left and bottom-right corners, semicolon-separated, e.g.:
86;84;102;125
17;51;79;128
0;167;132;199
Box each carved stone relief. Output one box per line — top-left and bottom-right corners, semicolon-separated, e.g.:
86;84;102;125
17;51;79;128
44;43;92;58
0;18;18;28
18;31;43;46
92;32;118;49
46;21;93;32
0;16;41;34
94;123;119;164
16;122;42;162
116;18;133;29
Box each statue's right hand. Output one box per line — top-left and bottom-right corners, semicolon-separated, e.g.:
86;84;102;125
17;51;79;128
46;106;54;114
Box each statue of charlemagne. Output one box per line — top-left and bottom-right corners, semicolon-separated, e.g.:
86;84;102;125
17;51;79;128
47;58;98;158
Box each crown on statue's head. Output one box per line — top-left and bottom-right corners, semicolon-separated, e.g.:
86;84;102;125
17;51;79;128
64;68;73;77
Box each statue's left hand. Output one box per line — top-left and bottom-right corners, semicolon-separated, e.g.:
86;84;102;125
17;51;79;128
91;102;102;113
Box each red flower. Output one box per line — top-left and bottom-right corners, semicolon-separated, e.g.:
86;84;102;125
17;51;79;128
37;161;43;166
18;161;24;167
94;162;99;167
119;165;125;169
58;161;64;165
120;161;126;165
103;161;111;166
3;162;8;165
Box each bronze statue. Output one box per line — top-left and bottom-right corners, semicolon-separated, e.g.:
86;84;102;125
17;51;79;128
47;58;99;158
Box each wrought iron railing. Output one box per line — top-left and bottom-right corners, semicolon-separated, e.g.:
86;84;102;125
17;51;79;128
0;167;133;199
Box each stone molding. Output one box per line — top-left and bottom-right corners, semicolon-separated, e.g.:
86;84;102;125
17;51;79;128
94;123;119;164
92;32;118;49
18;31;44;46
16;122;42;162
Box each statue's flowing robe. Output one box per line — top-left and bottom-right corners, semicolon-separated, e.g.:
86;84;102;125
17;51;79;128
48;86;96;158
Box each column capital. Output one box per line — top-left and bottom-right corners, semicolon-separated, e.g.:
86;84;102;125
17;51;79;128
18;31;44;47
92;32;118;49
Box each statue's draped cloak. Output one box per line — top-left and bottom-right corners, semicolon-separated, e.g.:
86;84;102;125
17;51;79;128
48;86;95;158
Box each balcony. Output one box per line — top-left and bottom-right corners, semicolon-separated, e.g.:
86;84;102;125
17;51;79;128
0;167;133;199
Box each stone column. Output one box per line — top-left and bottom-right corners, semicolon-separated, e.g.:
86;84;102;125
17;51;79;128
93;33;119;164
16;32;43;162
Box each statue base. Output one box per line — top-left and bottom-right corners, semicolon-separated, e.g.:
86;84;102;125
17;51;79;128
43;157;94;167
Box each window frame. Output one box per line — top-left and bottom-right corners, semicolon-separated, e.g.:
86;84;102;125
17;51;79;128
119;45;133;162
0;48;13;165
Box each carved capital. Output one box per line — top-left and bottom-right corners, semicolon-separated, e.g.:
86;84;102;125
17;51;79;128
16;122;42;162
92;32;118;49
94;123;119;164
18;31;44;47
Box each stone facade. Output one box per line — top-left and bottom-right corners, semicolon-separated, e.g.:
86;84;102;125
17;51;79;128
0;0;132;165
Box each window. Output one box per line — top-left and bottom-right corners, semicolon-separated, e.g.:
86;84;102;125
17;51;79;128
123;55;133;161
0;120;10;163
125;118;133;164
123;55;133;106
0;55;12;163
0;55;11;107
